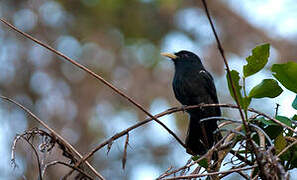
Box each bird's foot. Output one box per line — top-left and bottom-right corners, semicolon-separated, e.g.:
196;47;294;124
181;105;187;113
199;102;206;110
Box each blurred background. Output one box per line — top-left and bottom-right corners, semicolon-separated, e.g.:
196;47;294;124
0;0;297;179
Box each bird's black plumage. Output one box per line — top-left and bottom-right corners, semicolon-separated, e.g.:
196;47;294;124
164;50;221;156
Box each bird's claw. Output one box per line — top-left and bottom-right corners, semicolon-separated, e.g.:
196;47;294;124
199;103;206;110
181;105;187;113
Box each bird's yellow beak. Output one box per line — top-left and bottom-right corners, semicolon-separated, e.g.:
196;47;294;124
160;52;178;59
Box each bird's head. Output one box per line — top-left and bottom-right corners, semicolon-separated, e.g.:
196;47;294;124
161;50;203;67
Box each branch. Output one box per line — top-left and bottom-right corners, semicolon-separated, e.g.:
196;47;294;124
158;132;233;179
66;102;295;175
12;134;43;180
3;88;292;178
162;165;257;180
0;95;103;180
122;133;129;169
42;161;93;180
277;140;297;158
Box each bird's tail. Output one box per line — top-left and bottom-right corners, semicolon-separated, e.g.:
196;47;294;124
185;113;221;156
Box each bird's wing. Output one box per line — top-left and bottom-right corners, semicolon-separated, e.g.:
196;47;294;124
195;69;219;103
189;69;221;137
172;68;220;106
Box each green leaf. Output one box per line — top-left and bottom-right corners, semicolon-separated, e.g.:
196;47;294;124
292;115;297;128
226;70;245;107
198;158;208;168
279;147;291;161
290;151;297;169
264;125;283;139
271;61;297;93
243;97;251;110
293;95;297;110
249;79;283;98
256;117;278;126
276;115;292;127
275;133;287;154
192;155;199;161
243;43;270;77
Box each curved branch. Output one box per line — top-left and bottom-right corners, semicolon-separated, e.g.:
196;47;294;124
70;103;292;172
42;161;93;180
158;132;232;179
12;134;43;180
277;140;297;158
163;165;257;180
0;95;102;180
200;117;273;146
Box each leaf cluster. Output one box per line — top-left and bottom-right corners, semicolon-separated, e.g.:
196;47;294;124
227;43;297;170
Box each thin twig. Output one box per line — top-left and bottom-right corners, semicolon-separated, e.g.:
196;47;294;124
13;135;43;180
230;150;253;166
42;161;93;180
236;171;250;180
122;133;129;170
0;95;102;180
248;107;296;132
201;117;273;146
163;165;257;180
69;102;294;174
158;166;173;179
275;103;280;117
277;140;297;158
158;132;232;179
219;164;251;179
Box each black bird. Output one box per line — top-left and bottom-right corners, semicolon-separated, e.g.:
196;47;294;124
161;50;221;156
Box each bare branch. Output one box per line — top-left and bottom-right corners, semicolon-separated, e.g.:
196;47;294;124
158;132;232;179
0;95;103;180
42;161;93;180
277;140;297;158
12;134;43;180
122;133;129;170
162;165;257;180
70;102;292;175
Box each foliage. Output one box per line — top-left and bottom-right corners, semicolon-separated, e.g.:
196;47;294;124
272;62;297;93
243;43;270;77
227;43;297;171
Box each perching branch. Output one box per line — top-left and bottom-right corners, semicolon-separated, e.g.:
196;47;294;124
2;92;292;179
163;165;257;180
64;102;295;175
